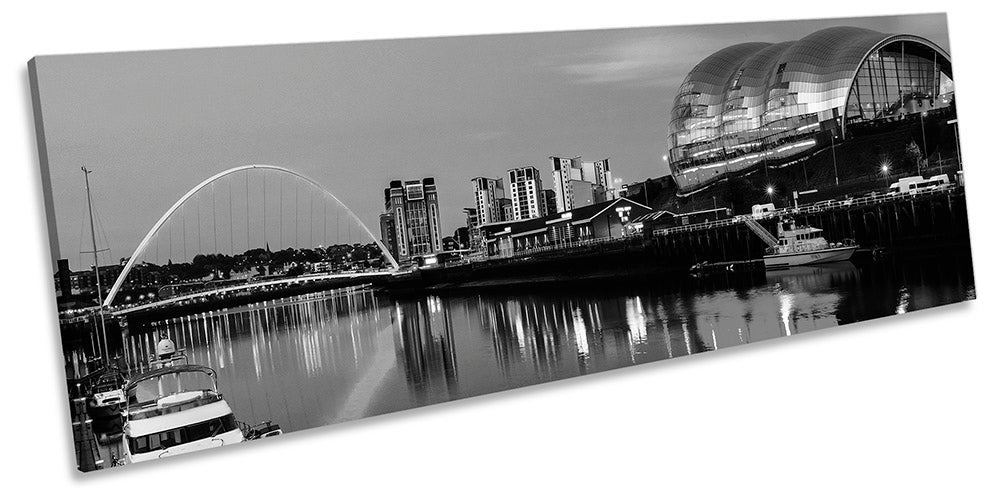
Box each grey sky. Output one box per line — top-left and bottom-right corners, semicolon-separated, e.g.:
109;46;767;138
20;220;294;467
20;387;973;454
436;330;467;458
33;13;948;269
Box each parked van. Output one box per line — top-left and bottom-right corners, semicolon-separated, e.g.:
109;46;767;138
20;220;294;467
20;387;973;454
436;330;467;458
889;174;950;195
751;203;776;219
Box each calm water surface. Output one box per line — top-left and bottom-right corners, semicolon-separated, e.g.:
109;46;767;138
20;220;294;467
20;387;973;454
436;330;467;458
127;253;975;432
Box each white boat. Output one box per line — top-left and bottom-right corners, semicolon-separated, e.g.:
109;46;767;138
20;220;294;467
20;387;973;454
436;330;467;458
763;219;857;268
86;367;128;441
120;363;244;464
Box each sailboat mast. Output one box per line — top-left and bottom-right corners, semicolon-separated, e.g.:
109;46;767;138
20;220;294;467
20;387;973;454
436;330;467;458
82;167;104;303
82;166;109;363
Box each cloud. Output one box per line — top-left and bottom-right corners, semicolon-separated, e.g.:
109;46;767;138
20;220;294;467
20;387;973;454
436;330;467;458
554;36;696;87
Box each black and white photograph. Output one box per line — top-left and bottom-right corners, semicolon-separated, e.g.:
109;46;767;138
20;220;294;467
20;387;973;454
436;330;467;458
11;5;991;488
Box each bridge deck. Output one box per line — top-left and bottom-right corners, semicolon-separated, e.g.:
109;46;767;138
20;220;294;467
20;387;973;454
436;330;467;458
111;270;393;316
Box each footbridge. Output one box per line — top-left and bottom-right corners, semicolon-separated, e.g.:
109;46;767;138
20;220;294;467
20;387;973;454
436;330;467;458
101;165;400;315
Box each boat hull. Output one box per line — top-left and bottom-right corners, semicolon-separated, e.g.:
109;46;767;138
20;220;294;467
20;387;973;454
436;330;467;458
764;246;856;268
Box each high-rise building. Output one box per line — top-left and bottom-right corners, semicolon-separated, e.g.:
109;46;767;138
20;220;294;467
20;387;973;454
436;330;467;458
542;189;557;217
378;213;398;262
582;158;614;202
507;166;546;221
550;156;613;212
570;180;596;209
383;178;443;260
497;198;513;222
463;207;481;250
471;177;505;225
453;226;470;250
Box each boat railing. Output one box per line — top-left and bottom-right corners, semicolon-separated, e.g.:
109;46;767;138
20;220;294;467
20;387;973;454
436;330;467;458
144;350;189;371
127;389;223;420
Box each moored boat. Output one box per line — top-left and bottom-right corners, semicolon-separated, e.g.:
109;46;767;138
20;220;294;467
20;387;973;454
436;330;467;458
117;336;283;465
120;363;244;464
763;219;857;268
85;367;127;441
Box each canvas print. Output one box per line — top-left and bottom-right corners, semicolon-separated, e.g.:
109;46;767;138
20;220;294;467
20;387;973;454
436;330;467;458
29;13;974;472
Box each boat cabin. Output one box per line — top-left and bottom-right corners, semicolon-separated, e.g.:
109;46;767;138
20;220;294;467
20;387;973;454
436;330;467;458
122;364;243;463
773;220;832;254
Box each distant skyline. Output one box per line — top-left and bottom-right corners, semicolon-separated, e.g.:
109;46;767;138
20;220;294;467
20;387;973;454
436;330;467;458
32;13;949;270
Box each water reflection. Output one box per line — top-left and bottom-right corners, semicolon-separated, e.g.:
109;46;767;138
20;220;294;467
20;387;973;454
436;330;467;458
125;254;974;435
394;296;458;404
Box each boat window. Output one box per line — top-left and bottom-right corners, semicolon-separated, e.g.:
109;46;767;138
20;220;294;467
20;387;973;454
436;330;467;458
128;413;238;454
186;414;238;442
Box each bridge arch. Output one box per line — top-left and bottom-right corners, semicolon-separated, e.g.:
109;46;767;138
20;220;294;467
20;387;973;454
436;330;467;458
103;164;398;308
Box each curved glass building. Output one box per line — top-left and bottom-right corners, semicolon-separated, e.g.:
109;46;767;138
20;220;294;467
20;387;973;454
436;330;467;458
667;26;954;193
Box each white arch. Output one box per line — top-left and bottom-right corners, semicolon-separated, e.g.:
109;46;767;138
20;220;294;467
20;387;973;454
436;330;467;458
104;164;399;307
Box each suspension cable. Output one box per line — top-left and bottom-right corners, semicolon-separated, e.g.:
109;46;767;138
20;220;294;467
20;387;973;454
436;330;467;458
245;170;251;252
229;176;234;256
181;203;187;261
279;174;284;249
263;171;267;250
212;182;218;254
295;178;299;249
197;191;202;256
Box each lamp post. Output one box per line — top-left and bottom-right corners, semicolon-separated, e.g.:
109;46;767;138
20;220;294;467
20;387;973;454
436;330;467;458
758;125;770;183
830;128;840;186
881;163;891;188
919;111;928;175
948;118;962;170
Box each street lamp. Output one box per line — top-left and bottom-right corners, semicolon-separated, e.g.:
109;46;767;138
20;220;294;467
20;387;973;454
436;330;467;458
830;128;840;186
948;118;962;170
919;111;928;175
880;162;891;188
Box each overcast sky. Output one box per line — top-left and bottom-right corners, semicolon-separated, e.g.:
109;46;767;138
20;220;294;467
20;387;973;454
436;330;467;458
33;13;948;269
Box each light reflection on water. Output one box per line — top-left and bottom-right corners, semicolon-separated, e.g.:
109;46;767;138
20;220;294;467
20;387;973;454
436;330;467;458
127;256;974;433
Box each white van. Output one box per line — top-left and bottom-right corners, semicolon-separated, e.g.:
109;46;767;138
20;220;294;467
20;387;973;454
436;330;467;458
890;174;950;195
751;203;776;219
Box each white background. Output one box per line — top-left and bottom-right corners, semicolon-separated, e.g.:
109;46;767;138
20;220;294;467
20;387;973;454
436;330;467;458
1;2;997;493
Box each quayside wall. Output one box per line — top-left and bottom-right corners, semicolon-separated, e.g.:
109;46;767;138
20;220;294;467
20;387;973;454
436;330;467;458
387;189;971;293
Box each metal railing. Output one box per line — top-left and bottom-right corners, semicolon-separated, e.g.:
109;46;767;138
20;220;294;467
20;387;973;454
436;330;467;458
447;184;963;266
653;184;961;238
481;235;630;262
742;217;779;246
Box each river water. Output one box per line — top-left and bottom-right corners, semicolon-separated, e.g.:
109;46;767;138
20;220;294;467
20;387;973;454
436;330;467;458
124;252;975;433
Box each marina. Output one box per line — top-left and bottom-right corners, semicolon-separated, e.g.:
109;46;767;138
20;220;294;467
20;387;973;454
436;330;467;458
66;245;974;470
